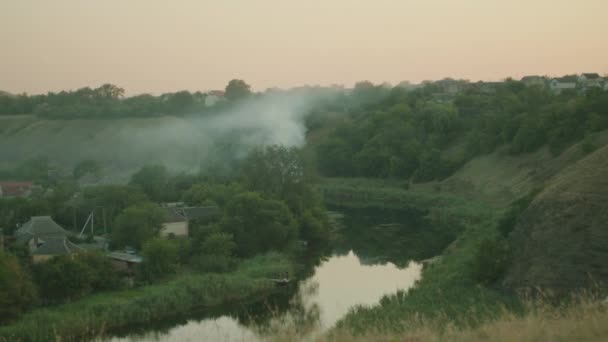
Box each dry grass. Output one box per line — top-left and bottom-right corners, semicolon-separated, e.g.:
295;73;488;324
264;296;608;342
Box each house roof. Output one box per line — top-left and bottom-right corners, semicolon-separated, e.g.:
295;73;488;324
0;181;33;197
163;206;220;223
555;75;578;83
521;75;544;81
15;216;68;240
164;207;188;223
107;251;143;263
582;73;600;79
183;206;220;220
32;237;83;256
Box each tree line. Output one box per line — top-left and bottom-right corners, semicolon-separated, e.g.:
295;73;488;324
315;81;608;182
0;80;253;118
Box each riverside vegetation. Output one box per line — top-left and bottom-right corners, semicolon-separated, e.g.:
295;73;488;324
0;144;331;341
1;78;608;340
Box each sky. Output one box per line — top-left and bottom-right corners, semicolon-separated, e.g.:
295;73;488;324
1;0;607;95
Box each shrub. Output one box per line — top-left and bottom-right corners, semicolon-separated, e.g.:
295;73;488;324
0;251;37;322
472;237;511;285
139;239;179;281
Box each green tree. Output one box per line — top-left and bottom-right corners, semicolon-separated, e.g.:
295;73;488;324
200;232;236;256
241;145;306;200
221;192;297;257
111;203;164;249
182;182;243;207
193;232;237;273
140;238;179;281
224;79;252;102
129;164;169;202
32;255;95;303
76;252;122;291
0;251;37;322
73;159;101;179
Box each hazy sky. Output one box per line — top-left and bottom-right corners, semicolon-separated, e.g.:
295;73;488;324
1;0;607;94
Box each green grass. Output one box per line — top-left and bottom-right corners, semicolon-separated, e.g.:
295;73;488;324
318;177;522;334
0;253;295;342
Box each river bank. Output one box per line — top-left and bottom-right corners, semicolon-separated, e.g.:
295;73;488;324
319;177;517;333
0;253;294;342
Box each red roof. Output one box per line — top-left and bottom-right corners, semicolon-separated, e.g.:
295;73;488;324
0;182;33;197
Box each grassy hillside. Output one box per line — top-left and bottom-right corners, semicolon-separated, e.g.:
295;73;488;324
0;115;207;179
504;143;608;290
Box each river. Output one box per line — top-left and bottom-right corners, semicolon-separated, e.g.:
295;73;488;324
102;211;427;341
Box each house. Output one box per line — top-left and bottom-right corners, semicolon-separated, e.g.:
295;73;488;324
204;90;225;107
549;76;578;94
106;251;142;275
160;205;220;238
14;216;82;263
578;73;603;89
477;81;502;94
435;78;465;94
0;181;33;198
520;75;547;87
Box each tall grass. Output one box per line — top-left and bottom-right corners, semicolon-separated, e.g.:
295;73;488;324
320;294;608;341
0;253;294;342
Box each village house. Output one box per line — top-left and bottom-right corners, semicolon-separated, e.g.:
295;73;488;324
14;216;82;263
475;81;502;94
549;76;578;94
106;251;142;275
520;75;547;87
161;205;220;238
435;78;465;94
578;73;603;89
0;181;34;198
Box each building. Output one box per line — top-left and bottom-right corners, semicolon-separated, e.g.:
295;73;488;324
477;81;502;94
14;216;83;263
106;251;142;275
160;205;220;237
0;181;33;198
578;73;603;89
549;76;578;94
520;75;547;87
435;78;465;94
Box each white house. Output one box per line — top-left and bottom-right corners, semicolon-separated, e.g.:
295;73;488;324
578;73;603;89
550;76;578;94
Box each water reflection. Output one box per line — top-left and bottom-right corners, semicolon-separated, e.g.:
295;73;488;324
104;251;421;341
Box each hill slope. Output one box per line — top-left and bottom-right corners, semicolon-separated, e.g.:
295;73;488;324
504;144;608;290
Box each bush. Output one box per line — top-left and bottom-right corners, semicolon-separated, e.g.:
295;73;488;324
580;133;597;155
139;239;179;281
472;237;511;285
193;254;236;273
0;251;37;322
497;189;540;237
32;255;96;303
